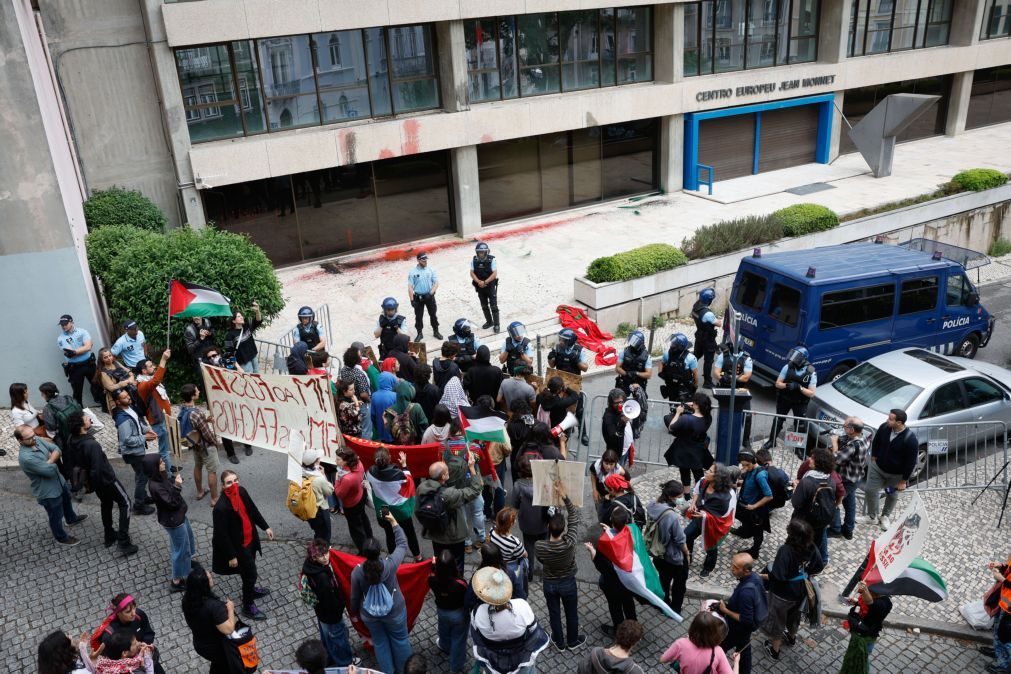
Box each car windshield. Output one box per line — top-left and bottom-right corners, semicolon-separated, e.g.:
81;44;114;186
832;362;923;414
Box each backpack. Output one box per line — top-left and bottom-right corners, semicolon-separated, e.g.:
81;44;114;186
385;405;419;445
612;494;646;529
178;406;204;449
363;582;394;617
287;477;319;521
763;465;792;510
415;485;450;534
804;479;836;528
644;507;676;558
296;572;318;608
52;397;83;450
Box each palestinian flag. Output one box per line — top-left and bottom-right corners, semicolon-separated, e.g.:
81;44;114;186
365;463;416;521
169;280;232;318
459;405;508;444
596;522;683;622
701;488;737;551
861;542;947;602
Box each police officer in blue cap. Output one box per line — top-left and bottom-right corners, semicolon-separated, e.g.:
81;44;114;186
470;242;500;332
408;251;442;342
691;287;723;389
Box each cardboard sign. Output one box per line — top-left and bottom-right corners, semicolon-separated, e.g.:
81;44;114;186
531;459;585;507
873;492;929;583
545;367;582;412
408;341;428;365
524;373;545;391
200;364;341;462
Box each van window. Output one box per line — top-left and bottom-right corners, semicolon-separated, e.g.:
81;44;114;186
767;283;801;326
735;271;767;311
946;273;972;307
899;277;938;315
819;284;895;330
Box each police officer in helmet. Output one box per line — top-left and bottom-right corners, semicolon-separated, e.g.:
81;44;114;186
499;321;533;375
713;341;755;449
547;328;588;375
658;332;699;404
470;242;500;332
292;306;326;352
691;287;723;389
374;297;407;359
450;318;482;372
614;330;652;395
764;345;817;450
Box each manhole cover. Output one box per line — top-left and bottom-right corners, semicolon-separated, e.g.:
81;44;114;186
786;182;836;195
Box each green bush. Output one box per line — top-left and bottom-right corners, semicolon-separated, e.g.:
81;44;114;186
585;244;688;283
951;168;1009;192
989;237;1011;258
681;215;783;260
84;186;167;232
95;227;283;396
86;224;156;280
615;322;636;338
769;203;839;237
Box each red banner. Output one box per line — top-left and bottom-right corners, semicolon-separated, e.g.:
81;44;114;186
342;435;443;478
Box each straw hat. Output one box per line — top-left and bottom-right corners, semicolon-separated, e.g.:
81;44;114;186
472;567;513;606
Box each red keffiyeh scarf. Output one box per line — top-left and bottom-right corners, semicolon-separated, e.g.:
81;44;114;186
224;484;254;548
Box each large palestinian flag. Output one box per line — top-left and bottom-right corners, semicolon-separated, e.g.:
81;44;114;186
701;489;737;551
861;541;947;602
168;280;232;318
365;463;416;521
596;522;683;621
458;405;508;444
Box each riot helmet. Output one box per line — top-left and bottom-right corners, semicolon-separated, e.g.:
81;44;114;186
699;287;716;305
626;330;646;353
668;332;690;353
508;321;526;341
381;297;399;318
475;242;490;259
298;306;314;322
558;328;577;350
786;346;810;369
453;318;474;338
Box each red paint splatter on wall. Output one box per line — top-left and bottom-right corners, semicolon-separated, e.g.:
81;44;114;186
378;149;395;159
402;119;421;155
480;134;494;144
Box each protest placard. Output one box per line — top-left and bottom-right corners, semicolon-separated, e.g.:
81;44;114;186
531;459;585;507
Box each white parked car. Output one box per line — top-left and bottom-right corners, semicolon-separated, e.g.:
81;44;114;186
807;348;1011;480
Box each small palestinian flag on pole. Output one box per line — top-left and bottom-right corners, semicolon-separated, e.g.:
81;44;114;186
458;405;508;444
169;280;233;319
596;522;683;622
861;541;948;602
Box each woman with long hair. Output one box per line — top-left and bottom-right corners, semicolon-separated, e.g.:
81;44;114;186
759;518;824;659
684;463;738;578
336;379;362;438
223;301;262;373
9;382;48;438
350;514;413;674
94;347;135;413
535;376;579;428
664;391;714;489
428;550;470;674
648;479;690;614
333;449;372;554
181;565;236;673
518;422;563;461
490;507;528;597
37;631;90;674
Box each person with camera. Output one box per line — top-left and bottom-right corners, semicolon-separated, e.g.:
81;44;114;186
56;314;100;406
408;251;442;342
664;391;714;490
828;417;869;541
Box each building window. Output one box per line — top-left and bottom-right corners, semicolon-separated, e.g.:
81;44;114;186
684;0;819;76
982;0;1011;39
464;7;652;103
173;25;439;143
966;67;1011;129
848;0;953;56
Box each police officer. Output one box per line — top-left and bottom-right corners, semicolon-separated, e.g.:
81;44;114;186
614;330;652;395
658;333;699;404
292;306;326;352
374;297;407;359
57;314;97;406
764;345;817;450
499;321;533;375
111;320;148;369
470;242;500;332
547;328;588;375
450;318;481;372
408;252;442;342
691;288;723;389
713;342;754;449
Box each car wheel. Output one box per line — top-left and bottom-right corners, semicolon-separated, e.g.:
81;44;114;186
829;363;853;381
957;333;980;359
910;446;929;483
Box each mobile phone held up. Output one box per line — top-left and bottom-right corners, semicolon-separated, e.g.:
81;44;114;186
380;506;391;519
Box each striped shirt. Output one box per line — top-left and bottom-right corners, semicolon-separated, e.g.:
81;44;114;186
535;498;582;580
490;531;525;563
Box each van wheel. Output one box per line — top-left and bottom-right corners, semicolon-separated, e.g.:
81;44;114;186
910;446;929;484
829;363;853;381
957;334;980;359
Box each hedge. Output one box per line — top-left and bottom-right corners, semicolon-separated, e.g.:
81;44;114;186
951;168;1008;192
585;244;688;283
769;203;839;237
87;226;284;396
84;186;167;232
681;215;783;260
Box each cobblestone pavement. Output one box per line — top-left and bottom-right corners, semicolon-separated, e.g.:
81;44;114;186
0;483;995;674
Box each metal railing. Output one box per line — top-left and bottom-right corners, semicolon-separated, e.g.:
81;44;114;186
697;164;714;195
583;393;689;475
274;303;333;351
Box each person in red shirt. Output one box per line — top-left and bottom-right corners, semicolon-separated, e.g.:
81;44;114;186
133;349;173;476
333;450;372;555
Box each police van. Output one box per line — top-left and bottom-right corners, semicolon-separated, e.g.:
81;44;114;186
729;242;995;385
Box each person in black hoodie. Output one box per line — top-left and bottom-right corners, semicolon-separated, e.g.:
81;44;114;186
68;410;137;555
142;454;196;592
287;341;310;375
413;363;442;422
389;333;418;382
432;341;462;393
463;346;504;402
536;376;580;428
301;539;361;667
601;389;630;461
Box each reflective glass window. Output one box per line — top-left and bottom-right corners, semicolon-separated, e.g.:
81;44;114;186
258;35;320;130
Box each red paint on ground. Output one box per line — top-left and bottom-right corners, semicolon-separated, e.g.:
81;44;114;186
378;149;395;159
402;119;421;155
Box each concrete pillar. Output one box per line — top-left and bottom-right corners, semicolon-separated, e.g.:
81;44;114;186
659;114;684;193
829;91;845;160
437;20;470;113
451;145;481;237
653;4;683;84
818;0;853;64
949;0;986;47
945;71;975;137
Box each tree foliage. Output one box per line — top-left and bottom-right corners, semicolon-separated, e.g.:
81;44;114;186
84;186;167;232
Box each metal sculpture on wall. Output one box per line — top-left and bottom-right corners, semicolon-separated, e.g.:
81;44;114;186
847;93;941;178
